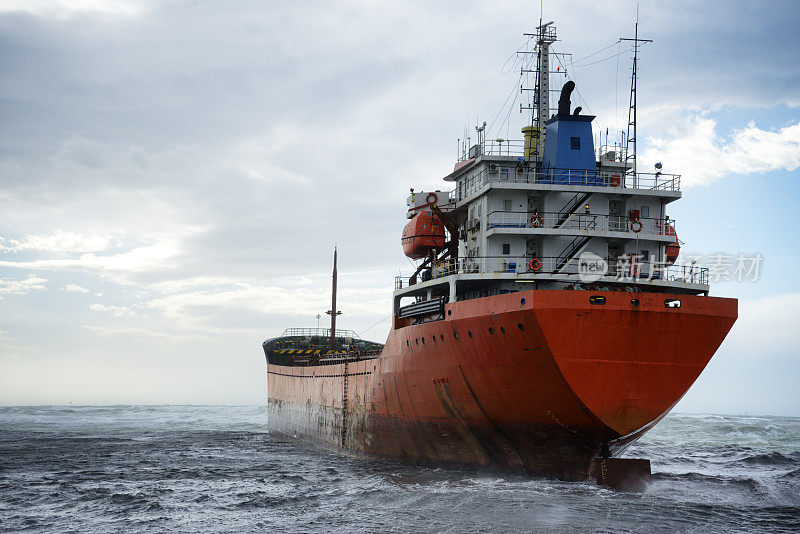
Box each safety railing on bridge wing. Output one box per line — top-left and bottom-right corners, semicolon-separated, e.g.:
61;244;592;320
486;210;676;236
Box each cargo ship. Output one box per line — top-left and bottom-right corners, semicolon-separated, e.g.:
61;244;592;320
264;22;737;485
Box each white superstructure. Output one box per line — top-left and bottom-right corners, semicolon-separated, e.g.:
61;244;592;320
395;24;706;314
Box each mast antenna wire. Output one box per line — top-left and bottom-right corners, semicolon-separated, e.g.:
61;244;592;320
552;49;591;116
572;41;623;64
616;39;621;133
572;46;633;68
359;314;391;337
486;69;525;136
500;35;535;74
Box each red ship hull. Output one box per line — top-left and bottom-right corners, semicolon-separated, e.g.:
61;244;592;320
267;289;737;479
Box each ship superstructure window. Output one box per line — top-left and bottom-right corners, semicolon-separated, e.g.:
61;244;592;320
502;243;511;255
570;137;580;150
503;199;512;211
641;205;650;218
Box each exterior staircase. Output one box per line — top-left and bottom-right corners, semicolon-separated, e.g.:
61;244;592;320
554;192;592;228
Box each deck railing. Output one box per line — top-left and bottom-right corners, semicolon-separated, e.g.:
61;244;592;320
394;255;707;289
280;328;360;339
486;210;676;236
454;165;680;202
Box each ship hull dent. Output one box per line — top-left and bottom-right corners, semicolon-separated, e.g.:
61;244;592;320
266;289;737;480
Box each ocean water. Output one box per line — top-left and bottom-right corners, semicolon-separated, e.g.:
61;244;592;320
0;406;798;533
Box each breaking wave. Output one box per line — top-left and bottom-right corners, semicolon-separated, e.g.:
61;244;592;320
0;407;798;533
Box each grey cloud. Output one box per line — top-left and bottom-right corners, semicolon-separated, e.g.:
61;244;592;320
1;0;798;405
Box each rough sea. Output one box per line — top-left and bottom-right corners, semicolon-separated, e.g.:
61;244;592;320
0;406;798;533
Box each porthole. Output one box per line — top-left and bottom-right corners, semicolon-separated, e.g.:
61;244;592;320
406;340;409;347
631;298;640;307
421;338;425;345
440;334;444;341
468;331;473;338
520;298;526;305
518;323;524;331
453;332;459;340
415;339;419;345
432;336;437;343
500;326;506;334
447;310;452;316
488;327;495;335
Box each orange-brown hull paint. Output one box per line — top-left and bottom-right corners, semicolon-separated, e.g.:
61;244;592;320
267;290;737;479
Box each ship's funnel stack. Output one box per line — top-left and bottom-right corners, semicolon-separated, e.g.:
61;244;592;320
542;81;597;182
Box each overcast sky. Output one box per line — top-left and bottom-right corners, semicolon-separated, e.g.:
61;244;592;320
1;0;798;415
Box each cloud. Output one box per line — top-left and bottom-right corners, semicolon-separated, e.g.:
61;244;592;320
0;276;47;297
0;0;145;19
0;227;205;281
64;283;90;293
641;116;800;187
0;230;119;253
89;303;135;317
81;325;214;342
141;277;390;333
1;1;798;406
145;284;330;323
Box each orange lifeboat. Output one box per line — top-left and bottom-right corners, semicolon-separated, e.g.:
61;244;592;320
664;225;680;265
402;211;446;259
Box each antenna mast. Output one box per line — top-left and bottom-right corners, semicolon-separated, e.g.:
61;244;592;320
326;247;342;348
620;8;652;186
523;21;556;160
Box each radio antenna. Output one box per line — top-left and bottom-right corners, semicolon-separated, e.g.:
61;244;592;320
620;5;652;186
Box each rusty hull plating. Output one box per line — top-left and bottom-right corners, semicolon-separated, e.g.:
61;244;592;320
266;290;737;480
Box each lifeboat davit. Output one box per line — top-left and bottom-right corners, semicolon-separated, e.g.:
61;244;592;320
402;211;446;259
665;225;680;265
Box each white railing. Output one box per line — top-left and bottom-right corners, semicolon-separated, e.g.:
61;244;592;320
281;328;360;339
394;255;707;289
486;211;676;236
454;166;680;202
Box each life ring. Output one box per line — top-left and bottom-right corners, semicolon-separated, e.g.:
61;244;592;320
630;220;643;233
426;192;438;205
529;258;541;271
530;214;543;227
